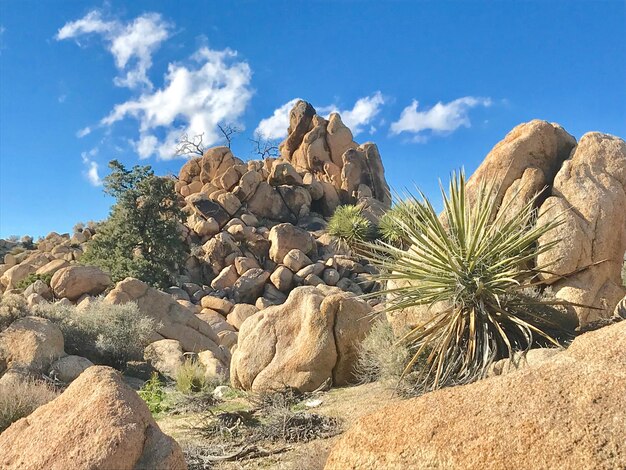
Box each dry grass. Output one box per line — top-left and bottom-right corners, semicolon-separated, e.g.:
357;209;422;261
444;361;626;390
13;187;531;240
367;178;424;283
0;377;59;433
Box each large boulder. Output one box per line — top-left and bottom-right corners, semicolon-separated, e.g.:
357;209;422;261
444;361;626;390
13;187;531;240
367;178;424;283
268;223;315;263
144;339;186;379
537;133;626;325
0;366;186;470
230;285;373;392
0;317;65;377
105;278;227;364
324;321;626;470
50;265;111;301
466;119;576;215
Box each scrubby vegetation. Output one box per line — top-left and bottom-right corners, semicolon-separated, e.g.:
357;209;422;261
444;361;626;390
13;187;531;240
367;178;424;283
0;293;29;331
138;373;168;415
377;199;423;247
0;378;59;433
327;205;374;251
175;359;214;395
16;273;53;290
37;298;157;368
363;172;576;393
80;160;186;288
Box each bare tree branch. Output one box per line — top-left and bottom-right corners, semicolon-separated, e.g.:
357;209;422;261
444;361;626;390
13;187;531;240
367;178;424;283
175;132;205;157
250;137;279;159
217;124;240;148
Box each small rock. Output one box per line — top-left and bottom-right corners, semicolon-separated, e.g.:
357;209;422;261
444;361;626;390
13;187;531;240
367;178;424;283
49;355;94;383
283;249;312;272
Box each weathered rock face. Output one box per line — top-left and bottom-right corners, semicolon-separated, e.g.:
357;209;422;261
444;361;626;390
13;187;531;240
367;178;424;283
0;317;65;377
50;265;112;301
230;285;373;392
537;133;626;325
0;366;187;470
325;321;626;470
105;278;227;364
466;119;576;215
49;355;94;383
144;339;186;379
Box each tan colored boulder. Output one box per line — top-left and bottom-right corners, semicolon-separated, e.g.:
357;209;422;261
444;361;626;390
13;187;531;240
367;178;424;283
324;321;626;470
196;309;236;335
269;223;315;263
226;303;258;330
198;349;229;379
230;285;373;392
268;161;303;186
279;100;316;160
466;119;576;214
105;278;224;361
0;366;186;470
0;316;65;376
341;144;391;207
0;262;37;290
199;146;243;185
270;265;294;292
327;113;357;167
232;268;270;304
200;295;233;315
246;182;293;222
144;339;186;379
178;156;202;184
50;265;111;301
537;133;626;325
210;264;238;290
35;259;70;277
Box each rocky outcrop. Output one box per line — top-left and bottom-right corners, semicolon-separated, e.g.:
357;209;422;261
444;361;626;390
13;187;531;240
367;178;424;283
50;265;111;301
105;278;228;366
230;285;374;392
0;366;186;470
537;133;626;324
325;321;626;470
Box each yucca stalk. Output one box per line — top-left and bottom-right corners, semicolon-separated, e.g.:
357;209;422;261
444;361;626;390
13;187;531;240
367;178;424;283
362;171;577;393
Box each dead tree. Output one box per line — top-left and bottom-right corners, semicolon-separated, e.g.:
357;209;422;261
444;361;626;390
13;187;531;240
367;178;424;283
250;137;279;159
175;132;205;157
217;124;240;149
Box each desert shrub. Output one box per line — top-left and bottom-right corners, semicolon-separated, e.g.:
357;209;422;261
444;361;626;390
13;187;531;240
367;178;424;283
80;160;186;288
355;320;412;384
175;358;214;395
15;273;53;290
0;293;29;331
362;171;576;393
327;205;374;250
36;298;156;369
0;378;59;432
377;199;424;247
138;373;167;415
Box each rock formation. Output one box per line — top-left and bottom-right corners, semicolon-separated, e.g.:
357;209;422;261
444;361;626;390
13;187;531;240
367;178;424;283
324;321;626;470
230;285;374;392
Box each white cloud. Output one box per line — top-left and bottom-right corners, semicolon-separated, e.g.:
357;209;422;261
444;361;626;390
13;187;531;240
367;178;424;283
76;126;92;138
390;96;492;140
255;92;385;140
254;98;301;140
58;94;67;103
56;10;171;90
328;92;385;135
81;148;102;186
101;46;253;160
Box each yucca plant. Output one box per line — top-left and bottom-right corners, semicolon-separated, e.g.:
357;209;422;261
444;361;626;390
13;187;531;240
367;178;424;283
363;171;577;393
377;199;424;247
327;204;374;251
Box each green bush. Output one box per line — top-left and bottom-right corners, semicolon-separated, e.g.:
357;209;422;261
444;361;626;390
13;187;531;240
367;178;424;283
0;293;29;331
138;373;167;415
0;378;59;432
377;199;424;247
15;273;53;290
80;160;186;288
363;171;576;393
327;205;374;251
175;359;213;395
36;298;157;369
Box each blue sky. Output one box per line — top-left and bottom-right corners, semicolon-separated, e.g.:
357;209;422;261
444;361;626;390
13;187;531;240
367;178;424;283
1;1;624;238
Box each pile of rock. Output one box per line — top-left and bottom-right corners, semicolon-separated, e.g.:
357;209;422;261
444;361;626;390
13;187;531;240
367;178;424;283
174;100;389;312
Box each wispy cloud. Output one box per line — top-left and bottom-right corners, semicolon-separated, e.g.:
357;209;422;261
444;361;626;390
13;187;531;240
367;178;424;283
390;96;492;142
102;46;253;160
81;148;102;186
56;10;171;90
76;126;92;138
254;98;301;140
255;92;386;140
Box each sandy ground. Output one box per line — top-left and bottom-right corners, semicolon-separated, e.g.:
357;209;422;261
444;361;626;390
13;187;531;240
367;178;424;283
157;381;402;469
